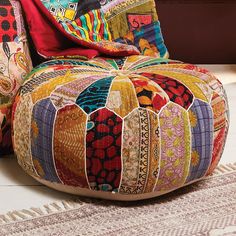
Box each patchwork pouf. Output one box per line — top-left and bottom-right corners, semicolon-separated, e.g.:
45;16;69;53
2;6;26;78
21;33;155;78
12;56;229;200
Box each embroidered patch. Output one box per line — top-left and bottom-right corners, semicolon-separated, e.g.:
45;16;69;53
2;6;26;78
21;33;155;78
127;14;152;31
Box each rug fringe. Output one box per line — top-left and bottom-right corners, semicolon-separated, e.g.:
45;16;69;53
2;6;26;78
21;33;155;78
212;162;236;175
0;199;84;224
0;163;235;225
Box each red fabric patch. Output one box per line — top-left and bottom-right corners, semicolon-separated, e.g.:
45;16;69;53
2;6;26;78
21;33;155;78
55;159;89;187
0;4;17;42
86;108;122;192
127;14;152;31
19;0;99;59
142;73;194;110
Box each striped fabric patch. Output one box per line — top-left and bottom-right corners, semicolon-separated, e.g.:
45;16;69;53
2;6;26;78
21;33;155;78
63;9;111;42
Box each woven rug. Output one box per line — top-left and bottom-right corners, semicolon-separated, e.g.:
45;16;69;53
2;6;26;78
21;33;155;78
0;164;236;236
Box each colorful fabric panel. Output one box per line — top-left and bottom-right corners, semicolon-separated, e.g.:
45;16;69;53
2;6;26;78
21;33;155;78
20;0;140;60
44;0;112;42
20;0;168;59
103;0;169;58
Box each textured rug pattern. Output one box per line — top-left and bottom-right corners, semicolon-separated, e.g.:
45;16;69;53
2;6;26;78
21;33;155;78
0;164;236;236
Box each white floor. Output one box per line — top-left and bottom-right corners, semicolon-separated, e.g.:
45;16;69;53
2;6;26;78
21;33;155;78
0;65;235;214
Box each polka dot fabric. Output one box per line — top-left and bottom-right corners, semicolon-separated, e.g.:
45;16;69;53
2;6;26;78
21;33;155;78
12;56;229;200
0;0;32;156
0;0;17;42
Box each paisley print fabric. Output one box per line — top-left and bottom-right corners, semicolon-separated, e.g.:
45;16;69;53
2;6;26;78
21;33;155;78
13;94;38;176
13;55;229;200
0;0;32;156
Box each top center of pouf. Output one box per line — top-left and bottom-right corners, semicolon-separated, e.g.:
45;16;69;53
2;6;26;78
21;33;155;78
109;69;132;77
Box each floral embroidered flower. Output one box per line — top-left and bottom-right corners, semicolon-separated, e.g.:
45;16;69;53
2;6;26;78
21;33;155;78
191;150;200;166
189;110;198;127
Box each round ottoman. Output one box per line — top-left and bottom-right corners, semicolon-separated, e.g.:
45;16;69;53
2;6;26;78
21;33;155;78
12;56;229;201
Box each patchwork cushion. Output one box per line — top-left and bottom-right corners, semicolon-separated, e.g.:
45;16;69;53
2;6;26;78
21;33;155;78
103;0;169;58
0;0;32;155
12;56;229;200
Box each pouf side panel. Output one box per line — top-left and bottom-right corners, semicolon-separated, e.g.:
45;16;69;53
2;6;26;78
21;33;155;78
207;92;229;174
119;108;160;194
53;104;89;188
86;108;122;192
31;98;61;183
186;99;214;183
144;110;160;192
13;94;38;176
154;102;191;192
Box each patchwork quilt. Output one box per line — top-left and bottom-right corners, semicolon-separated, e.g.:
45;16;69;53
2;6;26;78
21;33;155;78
20;0;168;59
103;0;168;58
